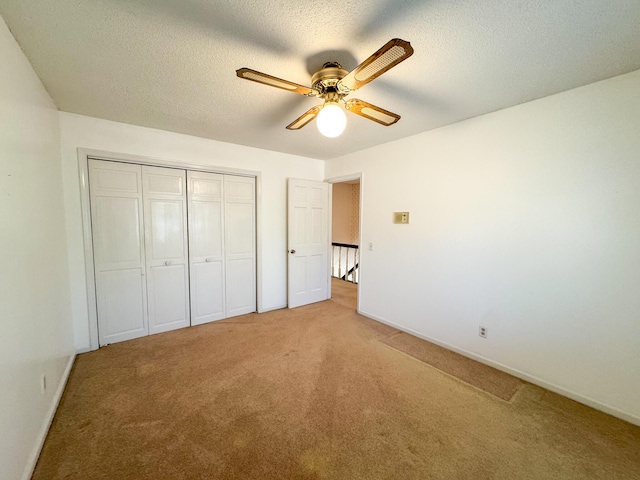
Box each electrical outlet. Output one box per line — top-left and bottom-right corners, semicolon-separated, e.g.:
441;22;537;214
368;242;374;251
479;326;487;338
41;374;47;394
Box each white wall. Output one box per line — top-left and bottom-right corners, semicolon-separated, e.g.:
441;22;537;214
59;113;324;351
325;70;640;424
0;17;75;480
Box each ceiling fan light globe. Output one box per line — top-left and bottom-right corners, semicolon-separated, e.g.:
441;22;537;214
317;102;346;138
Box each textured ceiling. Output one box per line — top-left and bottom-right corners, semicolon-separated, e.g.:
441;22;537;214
1;0;640;160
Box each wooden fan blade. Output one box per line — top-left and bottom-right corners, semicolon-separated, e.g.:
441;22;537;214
236;68;318;96
286;106;322;130
345;99;401;126
338;39;413;92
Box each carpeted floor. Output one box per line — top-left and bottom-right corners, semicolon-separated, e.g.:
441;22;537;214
381;332;524;402
33;280;640;479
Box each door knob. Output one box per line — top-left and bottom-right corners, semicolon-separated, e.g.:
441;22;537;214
165;260;172;266
205;258;212;262
289;249;296;254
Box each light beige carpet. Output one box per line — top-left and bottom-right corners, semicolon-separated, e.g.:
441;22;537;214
33;284;640;479
382;332;524;401
332;279;524;401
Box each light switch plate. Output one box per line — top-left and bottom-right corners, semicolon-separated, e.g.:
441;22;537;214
393;212;410;224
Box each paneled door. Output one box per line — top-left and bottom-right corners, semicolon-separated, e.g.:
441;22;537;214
89;160;148;345
224;175;256;318
188;171;226;325
142;166;190;335
287;179;330;308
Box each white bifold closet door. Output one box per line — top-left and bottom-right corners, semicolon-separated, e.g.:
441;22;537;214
89;160;190;345
188;171;225;325
188;172;256;324
224;175;256;317
90;160;256;345
89;160;148;345
142;166;190;335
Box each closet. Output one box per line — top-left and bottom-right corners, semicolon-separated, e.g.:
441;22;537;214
88;159;256;346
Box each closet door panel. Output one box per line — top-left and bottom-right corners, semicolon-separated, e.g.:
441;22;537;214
226;258;256;315
143;166;190;335
89;160;148;345
148;264;189;328
226;203;254;255
190;201;223;257
224;176;256;317
93;197;142;266
192;262;224;320
188;172;225;325
98;269;146;336
148;200;186;259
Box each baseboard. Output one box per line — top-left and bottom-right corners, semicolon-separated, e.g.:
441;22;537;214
358;309;640;427
22;353;76;480
75;346;91;354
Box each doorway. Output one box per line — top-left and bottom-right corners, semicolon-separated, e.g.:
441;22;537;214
329;176;361;311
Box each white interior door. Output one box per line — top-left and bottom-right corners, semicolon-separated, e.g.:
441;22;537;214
188;171;225;325
287;179;330;308
142;166;190;335
89;160;148;345
224;175;256;318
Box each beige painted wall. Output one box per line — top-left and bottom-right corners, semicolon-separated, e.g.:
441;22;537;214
332;183;360;245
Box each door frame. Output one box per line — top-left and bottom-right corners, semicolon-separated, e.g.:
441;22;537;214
325;172;364;313
78;148;262;351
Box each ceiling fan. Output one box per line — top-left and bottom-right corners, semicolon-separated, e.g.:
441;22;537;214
236;38;414;137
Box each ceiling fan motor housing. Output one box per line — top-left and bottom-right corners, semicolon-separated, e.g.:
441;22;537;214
312;62;350;97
